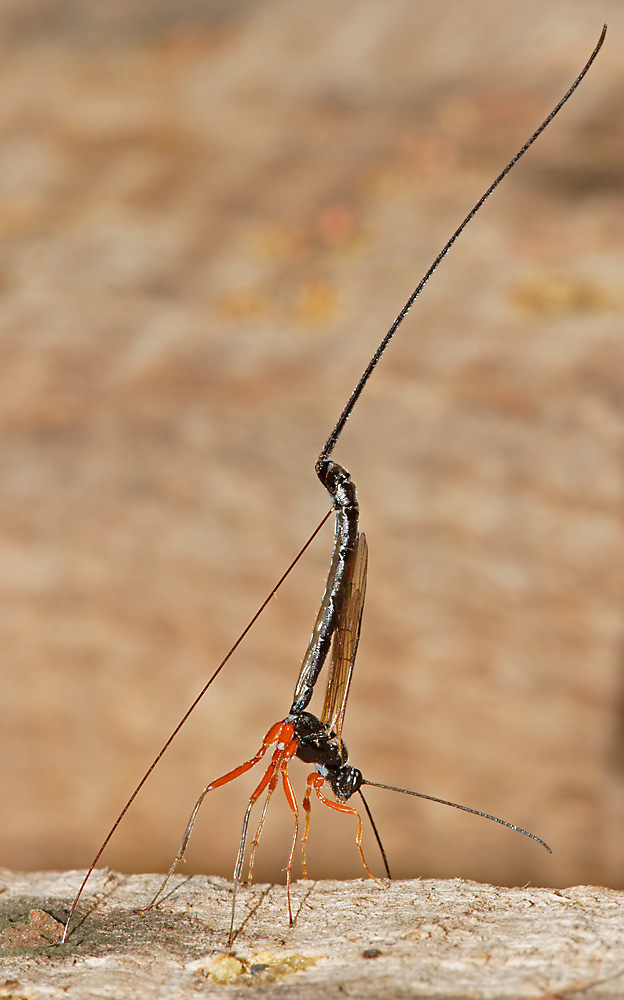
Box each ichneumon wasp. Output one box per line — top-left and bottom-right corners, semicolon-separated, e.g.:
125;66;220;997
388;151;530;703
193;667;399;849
62;25;606;947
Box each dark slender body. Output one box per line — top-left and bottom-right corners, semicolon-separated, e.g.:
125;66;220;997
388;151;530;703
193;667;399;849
289;459;359;716
288;457;364;801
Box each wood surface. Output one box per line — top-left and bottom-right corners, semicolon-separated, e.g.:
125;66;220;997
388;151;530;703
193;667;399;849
1;870;623;999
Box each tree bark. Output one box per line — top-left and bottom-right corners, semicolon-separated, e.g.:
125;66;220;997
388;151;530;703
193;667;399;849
1;870;622;998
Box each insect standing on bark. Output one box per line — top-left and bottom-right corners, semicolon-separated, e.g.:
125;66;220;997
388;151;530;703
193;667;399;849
61;26;606;947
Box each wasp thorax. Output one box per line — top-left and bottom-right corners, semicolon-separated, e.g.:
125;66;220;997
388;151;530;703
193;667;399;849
292;711;349;771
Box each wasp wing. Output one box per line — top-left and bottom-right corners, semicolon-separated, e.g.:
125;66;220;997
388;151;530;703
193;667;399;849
320;532;368;738
290;519;345;712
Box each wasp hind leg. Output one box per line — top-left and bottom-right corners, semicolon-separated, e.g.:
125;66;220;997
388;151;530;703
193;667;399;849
144;718;288;914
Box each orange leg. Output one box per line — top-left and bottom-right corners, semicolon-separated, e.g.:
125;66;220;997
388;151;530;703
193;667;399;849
301;773;316;879
232;732;295;882
228;729;297;945
280;757;299;925
306;772;381;884
245;785;275;887
145;718;292;913
246;736;297;886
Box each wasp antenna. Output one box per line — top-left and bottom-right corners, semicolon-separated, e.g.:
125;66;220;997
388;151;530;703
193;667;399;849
362;780;552;854
358;788;392;879
320;23;608;463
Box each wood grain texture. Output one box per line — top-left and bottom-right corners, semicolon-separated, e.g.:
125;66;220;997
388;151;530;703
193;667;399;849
1;870;624;999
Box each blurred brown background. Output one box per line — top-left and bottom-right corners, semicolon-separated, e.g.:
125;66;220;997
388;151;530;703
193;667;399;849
2;0;623;894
